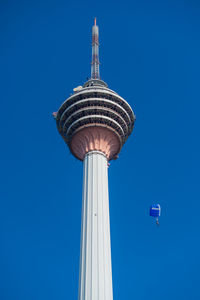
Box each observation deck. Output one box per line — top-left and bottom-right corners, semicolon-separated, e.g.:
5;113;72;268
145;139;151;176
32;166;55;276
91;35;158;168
56;79;135;161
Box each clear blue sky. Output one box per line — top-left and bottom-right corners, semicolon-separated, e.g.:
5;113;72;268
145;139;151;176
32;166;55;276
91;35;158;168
1;0;200;299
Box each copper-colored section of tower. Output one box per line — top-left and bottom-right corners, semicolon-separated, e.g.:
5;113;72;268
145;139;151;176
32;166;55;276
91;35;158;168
70;127;120;161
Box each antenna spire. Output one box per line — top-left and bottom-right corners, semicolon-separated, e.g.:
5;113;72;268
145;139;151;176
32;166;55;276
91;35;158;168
91;18;100;79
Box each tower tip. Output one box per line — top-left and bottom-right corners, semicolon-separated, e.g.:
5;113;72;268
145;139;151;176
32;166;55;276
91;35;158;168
91;17;100;79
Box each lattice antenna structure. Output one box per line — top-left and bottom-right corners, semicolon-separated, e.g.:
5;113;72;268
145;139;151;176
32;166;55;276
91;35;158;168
91;18;100;79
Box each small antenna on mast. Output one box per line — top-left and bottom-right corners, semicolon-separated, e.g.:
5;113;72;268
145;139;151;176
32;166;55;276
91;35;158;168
91;18;100;79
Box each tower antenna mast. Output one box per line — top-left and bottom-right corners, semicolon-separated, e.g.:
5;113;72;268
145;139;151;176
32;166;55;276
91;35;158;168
91;18;100;79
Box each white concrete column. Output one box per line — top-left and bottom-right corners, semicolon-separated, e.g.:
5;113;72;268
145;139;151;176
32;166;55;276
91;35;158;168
78;151;113;300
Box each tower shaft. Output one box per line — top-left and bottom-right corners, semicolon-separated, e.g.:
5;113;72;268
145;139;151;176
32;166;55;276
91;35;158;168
78;151;113;300
91;18;100;79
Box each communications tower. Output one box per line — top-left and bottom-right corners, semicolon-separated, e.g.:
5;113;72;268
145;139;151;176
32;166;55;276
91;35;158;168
55;19;135;300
